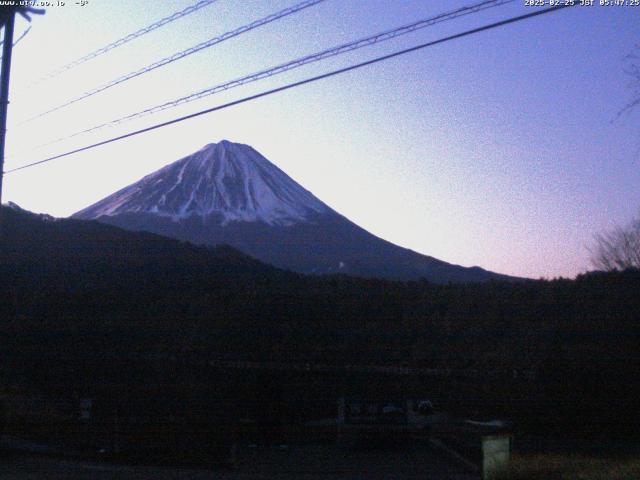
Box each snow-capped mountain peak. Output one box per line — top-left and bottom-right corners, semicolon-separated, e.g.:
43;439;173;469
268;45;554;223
74;139;515;283
74;140;330;226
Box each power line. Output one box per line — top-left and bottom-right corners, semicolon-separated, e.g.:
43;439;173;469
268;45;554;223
46;0;514;146
31;0;221;85
0;25;30;62
12;25;31;47
4;4;577;175
0;25;30;47
22;0;326;123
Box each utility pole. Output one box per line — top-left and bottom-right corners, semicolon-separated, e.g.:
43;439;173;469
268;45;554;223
0;8;16;206
0;5;44;209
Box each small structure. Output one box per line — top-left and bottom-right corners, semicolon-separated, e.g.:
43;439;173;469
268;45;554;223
431;419;512;480
481;433;511;480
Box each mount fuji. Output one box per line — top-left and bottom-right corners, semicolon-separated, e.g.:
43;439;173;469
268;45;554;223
73;140;513;283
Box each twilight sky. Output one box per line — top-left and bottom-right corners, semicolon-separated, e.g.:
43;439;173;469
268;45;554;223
2;0;639;279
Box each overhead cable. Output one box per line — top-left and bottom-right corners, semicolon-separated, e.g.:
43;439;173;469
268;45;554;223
4;4;577;175
22;0;326;123
32;0;221;84
53;0;515;144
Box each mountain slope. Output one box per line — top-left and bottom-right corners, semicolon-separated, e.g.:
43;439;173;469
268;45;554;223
74;140;514;283
2;202;282;289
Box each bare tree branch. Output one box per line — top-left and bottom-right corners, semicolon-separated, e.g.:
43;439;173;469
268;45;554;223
590;212;640;271
615;44;640;119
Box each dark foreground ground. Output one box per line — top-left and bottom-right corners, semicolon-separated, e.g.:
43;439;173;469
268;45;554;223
0;443;478;480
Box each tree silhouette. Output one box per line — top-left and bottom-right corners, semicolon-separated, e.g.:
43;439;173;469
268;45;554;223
591;211;640;271
619;44;640;117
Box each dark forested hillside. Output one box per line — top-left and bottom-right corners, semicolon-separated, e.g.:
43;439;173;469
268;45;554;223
1;205;640;438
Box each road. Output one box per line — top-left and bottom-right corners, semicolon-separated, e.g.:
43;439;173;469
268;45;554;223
1;443;479;479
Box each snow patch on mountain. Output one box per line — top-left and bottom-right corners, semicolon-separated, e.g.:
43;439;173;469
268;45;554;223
74;140;331;226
